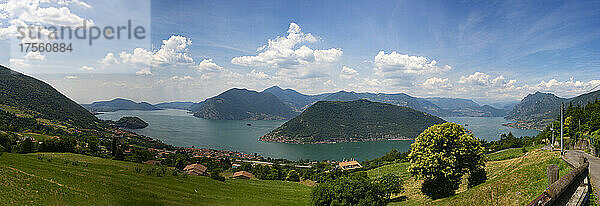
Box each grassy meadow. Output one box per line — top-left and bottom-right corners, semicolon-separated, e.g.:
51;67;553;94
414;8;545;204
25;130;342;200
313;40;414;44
0;152;311;205
367;149;571;206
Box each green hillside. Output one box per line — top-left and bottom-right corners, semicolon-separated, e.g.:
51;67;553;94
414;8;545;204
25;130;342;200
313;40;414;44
0;65;100;129
261;100;446;143
0;152;311;205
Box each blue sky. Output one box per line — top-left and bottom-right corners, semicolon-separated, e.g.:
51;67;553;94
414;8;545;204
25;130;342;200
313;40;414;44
1;0;600;104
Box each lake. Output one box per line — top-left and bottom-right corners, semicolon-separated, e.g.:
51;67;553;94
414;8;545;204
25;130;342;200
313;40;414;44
97;109;539;161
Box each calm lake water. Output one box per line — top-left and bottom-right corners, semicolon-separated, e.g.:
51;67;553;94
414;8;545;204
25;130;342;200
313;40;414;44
97;109;539;161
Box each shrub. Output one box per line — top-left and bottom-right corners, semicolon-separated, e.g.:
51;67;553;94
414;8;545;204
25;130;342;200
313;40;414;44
286;170;300;182
134;167;142;173
156;167;166;177
312;174;386;206
146;168;155;176
375;173;403;200
408;122;485;199
210;168;225;182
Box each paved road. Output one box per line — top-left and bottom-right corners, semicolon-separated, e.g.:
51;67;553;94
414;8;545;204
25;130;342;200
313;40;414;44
563;150;600;200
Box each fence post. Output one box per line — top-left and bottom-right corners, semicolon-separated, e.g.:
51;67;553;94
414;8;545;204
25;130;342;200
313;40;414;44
548;164;560;187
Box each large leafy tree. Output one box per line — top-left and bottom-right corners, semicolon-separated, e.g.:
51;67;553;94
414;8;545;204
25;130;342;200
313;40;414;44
408;122;486;199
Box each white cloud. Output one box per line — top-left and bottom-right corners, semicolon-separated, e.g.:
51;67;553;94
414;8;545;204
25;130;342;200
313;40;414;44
169;75;193;81
231;23;342;79
119;35;194;67
64;75;78;79
135;68;152;76
421;77;452;90
197;59;223;73
57;0;92;9
9;58;30;68
24;51;46;61
99;53;118;65
458;72;516;88
78;65;94;71
529;78;600;97
339;66;358;80
0;0;93;40
374;51;451;76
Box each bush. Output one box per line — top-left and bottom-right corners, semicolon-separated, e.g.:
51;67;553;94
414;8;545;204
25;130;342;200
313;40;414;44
312;174;386;206
134;167;142;173
156;167;166;177
408;122;485;199
375;173;403;200
286;170;300;182
146;167;155;176
210;168;225;182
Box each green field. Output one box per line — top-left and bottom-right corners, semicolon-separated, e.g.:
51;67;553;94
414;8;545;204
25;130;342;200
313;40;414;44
0;152;311;205
367;149;571;206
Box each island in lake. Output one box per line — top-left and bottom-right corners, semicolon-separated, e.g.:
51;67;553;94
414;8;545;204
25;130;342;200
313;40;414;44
260;99;446;144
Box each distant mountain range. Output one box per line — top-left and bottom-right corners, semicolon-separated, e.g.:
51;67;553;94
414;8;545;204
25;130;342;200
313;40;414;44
83;86;515;121
260;100;446;143
82;98;161;113
0;65;100;129
506;90;600;130
154;102;195;110
258;86;508;118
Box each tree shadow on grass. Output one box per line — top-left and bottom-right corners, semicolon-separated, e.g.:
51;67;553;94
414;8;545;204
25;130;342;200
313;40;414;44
389;195;408;203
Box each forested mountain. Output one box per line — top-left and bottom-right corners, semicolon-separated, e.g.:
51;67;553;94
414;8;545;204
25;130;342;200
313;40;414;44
570;90;600;107
506;92;566;129
262;86;327;111
260;100;445;143
193;88;299;120
505;90;600;130
0;65;100;129
82;98;160;112
154;102;194;110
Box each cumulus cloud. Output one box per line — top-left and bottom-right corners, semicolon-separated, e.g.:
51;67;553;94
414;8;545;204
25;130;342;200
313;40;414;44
99;53;118;65
169;75;193;81
529;78;600;97
231;23;342;79
64;75;78;79
78;65;94;71
24;51;46;61
374;51;451;77
135;68;152;76
420;77;452;90
197;59;223;73
458;72;516;88
0;0;93;40
9;58;30;68
119;35;194;68
339;66;358;80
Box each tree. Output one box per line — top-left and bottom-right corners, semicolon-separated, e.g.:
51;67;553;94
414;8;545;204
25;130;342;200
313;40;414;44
312;174;386;206
374;173;403;200
408;122;485;199
286;170;300;182
17;138;35;154
210;168;225;182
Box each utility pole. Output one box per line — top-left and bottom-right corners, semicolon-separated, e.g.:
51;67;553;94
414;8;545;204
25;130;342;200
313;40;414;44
561;102;564;156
